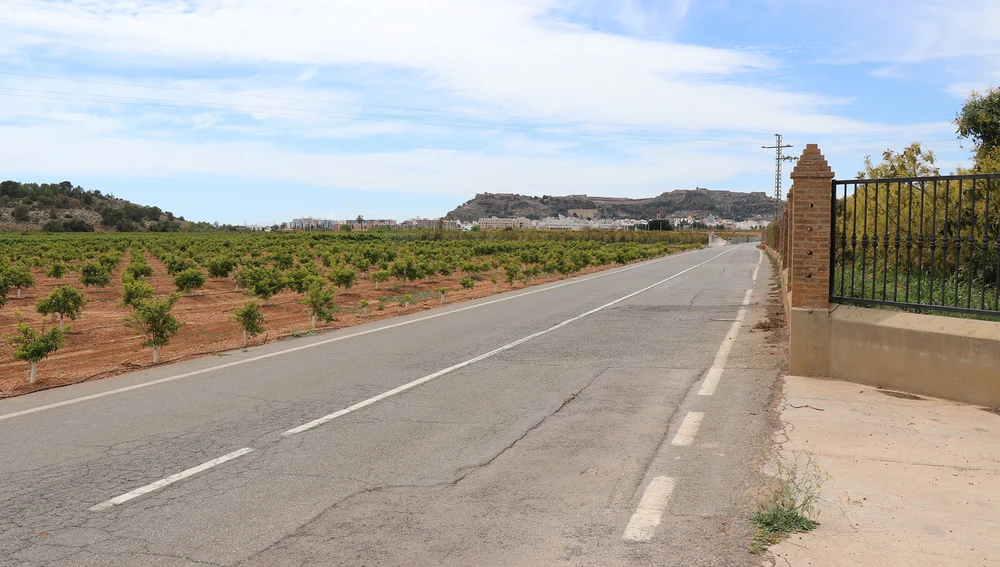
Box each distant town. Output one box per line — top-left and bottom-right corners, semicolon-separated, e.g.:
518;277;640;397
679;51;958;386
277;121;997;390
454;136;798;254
254;212;769;233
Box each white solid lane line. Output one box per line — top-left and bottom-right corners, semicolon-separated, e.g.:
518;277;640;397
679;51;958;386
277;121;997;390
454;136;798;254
623;476;676;542
282;249;734;437
670;412;704;447
0;248;707;424
89;447;255;512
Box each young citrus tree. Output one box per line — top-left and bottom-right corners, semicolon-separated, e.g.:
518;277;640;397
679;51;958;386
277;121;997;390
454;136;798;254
300;281;336;331
0;267;13;308
233;300;265;348
438;287;447;304
328;265;357;290
124;252;154;280
206;257;237;278
360;298;370;316
8;264;35;299
126;293;183;363
46;262;69;279
461;276;475;295
371;269;390;290
5;310;65;384
35;285;88;330
173;268;206;294
80;262;112;289
119;275;155;310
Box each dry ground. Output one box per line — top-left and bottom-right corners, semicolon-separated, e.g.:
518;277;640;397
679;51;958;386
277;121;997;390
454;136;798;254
0;250;651;398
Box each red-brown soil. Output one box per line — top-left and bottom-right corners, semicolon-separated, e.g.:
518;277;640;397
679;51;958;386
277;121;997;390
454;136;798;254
0;252;635;398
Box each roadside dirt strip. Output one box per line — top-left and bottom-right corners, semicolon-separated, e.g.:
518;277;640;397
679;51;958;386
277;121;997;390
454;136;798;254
0;245;785;567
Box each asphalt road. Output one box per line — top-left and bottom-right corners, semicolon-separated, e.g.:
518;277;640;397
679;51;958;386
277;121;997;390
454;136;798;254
0;243;782;566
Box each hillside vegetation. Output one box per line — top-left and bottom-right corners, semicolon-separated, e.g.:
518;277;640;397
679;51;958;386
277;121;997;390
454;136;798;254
445;188;777;222
0;180;207;232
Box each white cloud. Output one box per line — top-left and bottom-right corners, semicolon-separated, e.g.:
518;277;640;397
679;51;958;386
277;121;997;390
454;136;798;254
0;0;865;134
0;0;979;207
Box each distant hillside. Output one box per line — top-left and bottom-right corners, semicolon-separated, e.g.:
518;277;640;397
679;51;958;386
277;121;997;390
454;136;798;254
444;189;779;223
0;180;210;232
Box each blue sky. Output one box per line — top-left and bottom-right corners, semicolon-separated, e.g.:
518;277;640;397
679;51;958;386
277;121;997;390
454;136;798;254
2;0;999;225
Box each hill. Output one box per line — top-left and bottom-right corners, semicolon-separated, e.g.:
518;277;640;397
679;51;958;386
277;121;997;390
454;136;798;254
444;188;778;222
0;180;210;232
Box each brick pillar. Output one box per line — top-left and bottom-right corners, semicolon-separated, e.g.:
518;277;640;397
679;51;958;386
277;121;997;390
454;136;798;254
788;144;834;308
787;144;834;376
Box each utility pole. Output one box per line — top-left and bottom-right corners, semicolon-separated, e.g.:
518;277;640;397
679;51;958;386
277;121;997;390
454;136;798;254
762;134;796;221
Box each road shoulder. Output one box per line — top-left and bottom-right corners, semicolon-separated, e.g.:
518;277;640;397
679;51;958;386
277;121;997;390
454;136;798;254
767;376;1000;567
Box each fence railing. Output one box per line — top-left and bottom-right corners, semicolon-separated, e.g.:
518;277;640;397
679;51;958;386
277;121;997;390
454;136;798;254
831;173;1000;316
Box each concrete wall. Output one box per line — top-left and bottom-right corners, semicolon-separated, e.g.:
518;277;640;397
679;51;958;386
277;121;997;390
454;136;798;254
828;306;1000;407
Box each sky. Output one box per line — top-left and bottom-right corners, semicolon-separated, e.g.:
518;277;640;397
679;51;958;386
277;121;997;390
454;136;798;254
2;0;1000;225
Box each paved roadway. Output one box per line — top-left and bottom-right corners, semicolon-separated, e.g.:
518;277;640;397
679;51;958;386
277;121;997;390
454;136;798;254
0;244;781;566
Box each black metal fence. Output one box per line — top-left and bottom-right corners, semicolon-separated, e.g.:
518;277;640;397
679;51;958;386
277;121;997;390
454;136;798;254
831;173;1000;316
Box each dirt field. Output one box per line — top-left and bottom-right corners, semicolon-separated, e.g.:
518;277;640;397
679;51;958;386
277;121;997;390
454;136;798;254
0;251;648;398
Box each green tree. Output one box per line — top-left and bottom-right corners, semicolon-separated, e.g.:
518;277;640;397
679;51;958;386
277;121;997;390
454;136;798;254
236;265;286;301
955;87;1000;165
5;310;65;384
173;268;206;294
371;268;390;289
328;265;357;289
233;300;265;348
438;287;447;305
461;276;475;295
8;264;34;299
124;253;154;279
858;142;939;179
35;285;88;330
206;256;237;278
80;262;112;289
490;274;499;292
120;275;155;310
360;298;370;316
46;262;69;279
286;263;321;294
300;282;336;330
126;293;183;363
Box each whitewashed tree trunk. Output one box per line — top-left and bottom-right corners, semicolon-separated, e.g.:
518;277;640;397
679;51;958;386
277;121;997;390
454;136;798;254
153;345;160;363
59;315;65;330
440;295;445;305
362;306;368;316
311;314;316;331
17;287;21;299
375;281;379;289
29;362;37;384
243;329;248;348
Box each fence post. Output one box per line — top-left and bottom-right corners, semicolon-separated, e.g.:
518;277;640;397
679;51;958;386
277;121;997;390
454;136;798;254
787;144;835;376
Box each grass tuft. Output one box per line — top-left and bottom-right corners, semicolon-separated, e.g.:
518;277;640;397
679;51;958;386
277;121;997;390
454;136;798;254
750;449;828;554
